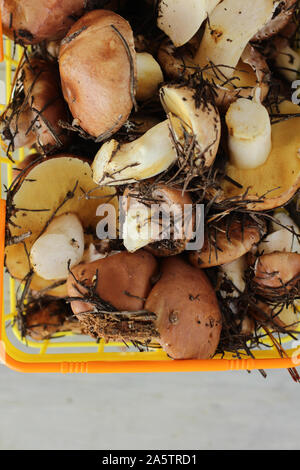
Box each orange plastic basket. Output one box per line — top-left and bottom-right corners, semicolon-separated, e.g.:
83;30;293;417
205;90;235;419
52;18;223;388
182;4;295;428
0;22;300;374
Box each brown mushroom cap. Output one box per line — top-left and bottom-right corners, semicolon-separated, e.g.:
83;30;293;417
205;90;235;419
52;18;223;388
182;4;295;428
0;56;69;153
24;299;84;341
219;100;300;211
0;0;86;44
67;250;158;317
252;0;298;42
253;252;300;290
189;218;266;269
145;256;222;359
59;9;137;138
147;185;195;257
22;57;69;151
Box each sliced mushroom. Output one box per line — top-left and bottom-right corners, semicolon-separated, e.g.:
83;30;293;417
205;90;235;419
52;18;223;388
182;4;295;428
189;218;266;268
5;155;117;296
219;100;300;211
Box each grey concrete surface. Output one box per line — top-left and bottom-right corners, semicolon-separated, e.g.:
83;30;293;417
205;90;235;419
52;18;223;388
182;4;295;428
0;365;299;450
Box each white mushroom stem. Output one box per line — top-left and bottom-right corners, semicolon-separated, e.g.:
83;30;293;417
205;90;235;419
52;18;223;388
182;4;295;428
157;0;221;47
160;84;221;168
92;120;177;186
259;212;300;254
275;44;300;82
30;213;84;280
136;52;164;101
226;97;272;170
92;84;220;186
82;243;120;263
271;211;299;233
122;197;153;253
194;0;275;79
220;256;247;298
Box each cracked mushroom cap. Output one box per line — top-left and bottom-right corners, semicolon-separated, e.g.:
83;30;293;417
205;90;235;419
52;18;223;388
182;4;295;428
5;155;117;297
219;100;300;211
59;9;137;139
145;256;222;359
189;218;266;268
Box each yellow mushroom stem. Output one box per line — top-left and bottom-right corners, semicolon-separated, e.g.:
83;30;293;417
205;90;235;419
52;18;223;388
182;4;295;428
92;120;177;186
225;98;272;170
136;52;164;101
30;213;84;281
93;84;220;186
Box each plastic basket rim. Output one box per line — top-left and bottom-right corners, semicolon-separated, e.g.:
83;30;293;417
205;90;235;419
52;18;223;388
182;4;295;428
0;20;299;373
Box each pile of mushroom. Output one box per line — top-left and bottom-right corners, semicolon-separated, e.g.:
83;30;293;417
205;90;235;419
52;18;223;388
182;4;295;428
2;0;300;363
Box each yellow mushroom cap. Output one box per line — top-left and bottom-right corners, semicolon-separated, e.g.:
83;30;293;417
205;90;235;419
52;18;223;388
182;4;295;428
5;155;117;296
